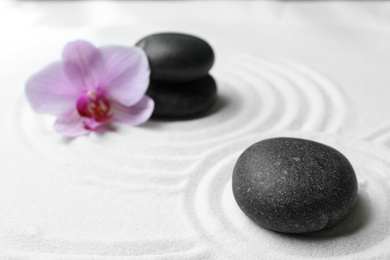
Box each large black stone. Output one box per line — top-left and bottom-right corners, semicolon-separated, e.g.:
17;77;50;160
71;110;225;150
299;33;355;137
232;137;358;234
136;33;215;82
147;75;217;119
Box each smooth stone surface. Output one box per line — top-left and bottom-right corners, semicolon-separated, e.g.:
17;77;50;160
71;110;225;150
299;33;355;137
146;75;217;119
232;137;358;234
136;33;215;82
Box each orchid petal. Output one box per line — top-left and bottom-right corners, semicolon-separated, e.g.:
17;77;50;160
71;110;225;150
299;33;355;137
62;40;104;90
83;115;112;130
111;95;154;125
53;110;89;137
100;46;150;107
76;94;93;118
26;62;80;117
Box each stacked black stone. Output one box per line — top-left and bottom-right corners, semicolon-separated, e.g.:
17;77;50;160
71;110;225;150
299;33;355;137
136;33;217;119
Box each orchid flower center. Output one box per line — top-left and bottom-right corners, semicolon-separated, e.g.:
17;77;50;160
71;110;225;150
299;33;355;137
77;89;112;130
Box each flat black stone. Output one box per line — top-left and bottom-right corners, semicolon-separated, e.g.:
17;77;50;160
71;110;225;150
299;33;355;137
147;75;217;119
232;137;358;234
136;33;215;82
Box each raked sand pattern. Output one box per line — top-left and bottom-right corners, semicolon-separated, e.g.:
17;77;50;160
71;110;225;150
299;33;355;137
2;56;390;259
184;133;390;259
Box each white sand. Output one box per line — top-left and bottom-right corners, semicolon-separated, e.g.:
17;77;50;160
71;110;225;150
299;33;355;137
0;1;390;259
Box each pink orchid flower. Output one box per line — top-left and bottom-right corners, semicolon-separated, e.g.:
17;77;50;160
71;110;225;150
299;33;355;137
26;40;154;136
